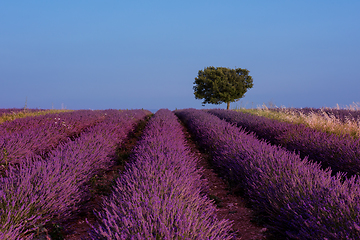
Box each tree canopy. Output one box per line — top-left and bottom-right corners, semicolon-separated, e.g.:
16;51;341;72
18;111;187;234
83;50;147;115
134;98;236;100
193;66;254;109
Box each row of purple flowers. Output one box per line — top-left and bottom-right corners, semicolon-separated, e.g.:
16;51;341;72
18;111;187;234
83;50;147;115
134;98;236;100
0;110;109;166
0;109;150;239
90;109;233;239
207;109;360;177
175;108;360;239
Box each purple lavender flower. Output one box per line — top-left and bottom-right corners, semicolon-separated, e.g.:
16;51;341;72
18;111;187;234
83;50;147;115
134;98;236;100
176;108;360;239
91;109;233;239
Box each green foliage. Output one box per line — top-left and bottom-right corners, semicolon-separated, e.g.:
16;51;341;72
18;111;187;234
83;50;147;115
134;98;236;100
193;66;253;109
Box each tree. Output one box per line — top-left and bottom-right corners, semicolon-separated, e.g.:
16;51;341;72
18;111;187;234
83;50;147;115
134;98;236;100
193;66;254;109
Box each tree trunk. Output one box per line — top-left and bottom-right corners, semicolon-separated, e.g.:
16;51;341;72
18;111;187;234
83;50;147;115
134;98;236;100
227;102;230;110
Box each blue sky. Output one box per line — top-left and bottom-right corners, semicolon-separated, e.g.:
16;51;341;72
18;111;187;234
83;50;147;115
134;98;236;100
1;1;359;111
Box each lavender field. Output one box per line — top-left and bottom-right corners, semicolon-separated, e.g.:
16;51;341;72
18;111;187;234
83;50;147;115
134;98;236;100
1;108;360;239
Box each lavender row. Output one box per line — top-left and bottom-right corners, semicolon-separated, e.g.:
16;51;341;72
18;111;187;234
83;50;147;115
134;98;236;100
91;109;233;239
207;109;360;176
274;107;360;123
0;110;104;134
0;110;112;166
175;109;360;239
0;109;150;239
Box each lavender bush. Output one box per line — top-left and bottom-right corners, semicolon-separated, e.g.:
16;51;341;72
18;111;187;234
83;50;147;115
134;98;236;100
0;110;110;166
207;109;360;176
0;110;101;134
176;108;360;240
0;109;150;239
91;109;233;240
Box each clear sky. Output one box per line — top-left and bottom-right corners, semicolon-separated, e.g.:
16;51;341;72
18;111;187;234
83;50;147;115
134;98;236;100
1;1;359;111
